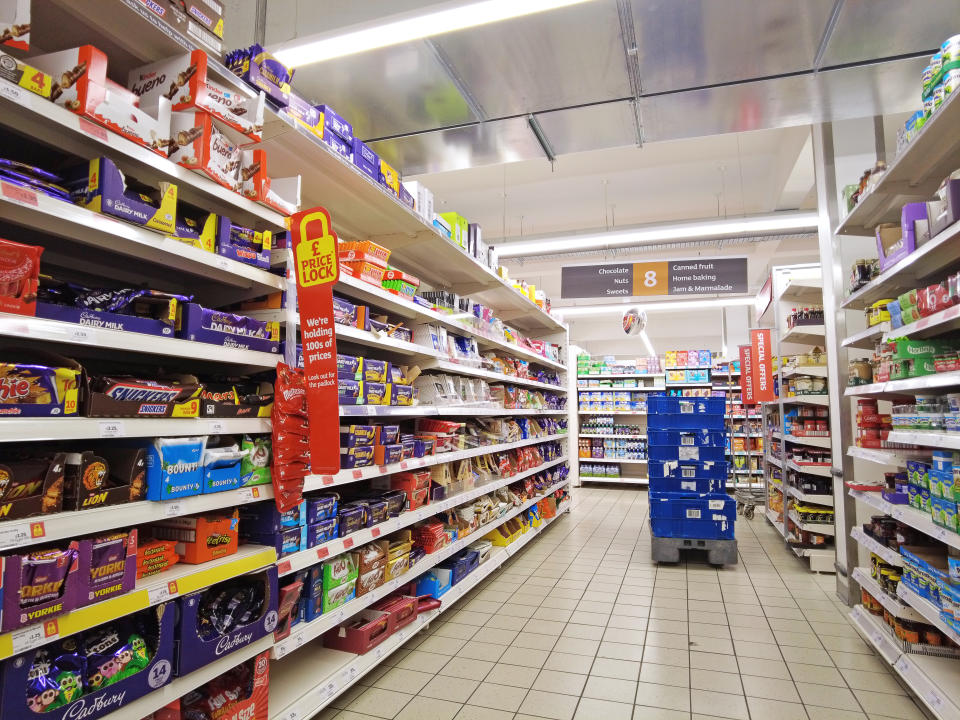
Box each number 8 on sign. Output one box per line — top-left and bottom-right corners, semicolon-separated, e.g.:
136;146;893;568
644;270;657;287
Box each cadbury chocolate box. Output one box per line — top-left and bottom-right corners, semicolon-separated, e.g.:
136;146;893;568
135;0;224;55
174;566;277;676
227;43;292;108
178;303;279;353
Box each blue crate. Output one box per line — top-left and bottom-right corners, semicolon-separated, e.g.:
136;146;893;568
647;396;725;417
647;430;726;448
649;477;724;494
649;493;736;540
649;460;728;480
648;414;726;431
648;444;726;462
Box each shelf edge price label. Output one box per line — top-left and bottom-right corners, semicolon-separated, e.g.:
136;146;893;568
1;180;37;206
11;624;46;655
98;420;126;438
208;420;226;434
164;502;183;518
0;524;30;551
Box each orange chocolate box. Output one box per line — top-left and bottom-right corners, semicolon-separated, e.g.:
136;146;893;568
148;508;238;564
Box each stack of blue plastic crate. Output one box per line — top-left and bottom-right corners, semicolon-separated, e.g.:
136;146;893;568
647;396;736;541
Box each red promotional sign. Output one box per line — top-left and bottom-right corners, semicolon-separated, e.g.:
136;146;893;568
290;207;341;476
751;328;776;403
740;345;755;404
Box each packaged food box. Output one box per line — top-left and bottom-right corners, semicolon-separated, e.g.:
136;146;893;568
227;43;292;107
167;110;243;192
85;373;202;419
0;237;42;316
177;303;280;353
150;508;239;564
0;350;81;417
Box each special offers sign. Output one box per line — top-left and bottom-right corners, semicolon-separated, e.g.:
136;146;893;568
561;257;748;299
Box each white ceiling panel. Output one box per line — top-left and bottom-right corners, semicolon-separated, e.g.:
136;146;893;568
534;101;639;156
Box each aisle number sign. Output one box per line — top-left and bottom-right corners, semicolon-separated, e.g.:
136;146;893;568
291;207;341;476
560;257;748;299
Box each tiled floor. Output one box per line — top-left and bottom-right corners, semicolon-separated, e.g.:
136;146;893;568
315;487;929;720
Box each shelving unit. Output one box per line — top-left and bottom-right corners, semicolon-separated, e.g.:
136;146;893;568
576;355;662;486
761;267;836;573
714;362;763;488
0;4;576;719
832;85;960;720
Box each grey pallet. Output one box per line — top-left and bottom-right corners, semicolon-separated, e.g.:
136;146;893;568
651;536;738;566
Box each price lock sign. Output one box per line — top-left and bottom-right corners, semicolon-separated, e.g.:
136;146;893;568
290;207;341;476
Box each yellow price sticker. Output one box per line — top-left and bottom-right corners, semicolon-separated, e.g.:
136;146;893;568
294;211;338;288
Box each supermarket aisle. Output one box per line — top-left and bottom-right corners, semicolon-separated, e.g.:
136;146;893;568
319;488;926;720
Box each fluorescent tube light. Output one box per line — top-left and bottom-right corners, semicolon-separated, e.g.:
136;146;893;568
495;211;819;258
273;0;594;67
554;296;755;317
640;330;656;357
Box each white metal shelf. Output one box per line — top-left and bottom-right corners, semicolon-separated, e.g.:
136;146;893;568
846;370;960;397
784;483;833;506
269;508;568;720
0;313;279;367
840;221;960;310
786;460;833;478
580;458;648;464
285;454;569;574
272;478;570;659
0;416;270;444
579;433;646;439
772;431;832;449
663;382;713;388
577;373;665;379
765;507;785;537
788;508;835;536
884;305;960;342
836;89;960;237
847;446;910;467
851;526;903;567
0;544;275;660
0;76;285;231
425;359;567;393
850;489;960;549
887;430;960;449
338;405;566;418
781;324;826;345
578;385;665;391
850;605;907;667
781;365;828;379
780;280;823;302
897;584;960;646
578;410;647;415
782;394;830;407
580;477;648;485
765;453;783;468
0;192;285;299
843;323;889;350
852;568;922;620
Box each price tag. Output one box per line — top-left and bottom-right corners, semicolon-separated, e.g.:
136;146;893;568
0;82;23;102
895;657;909;673
352;470;363;480
929;692;943;709
69;326;93;343
295;634;306;648
236;487;254;502
0;524;30;551
378;466;388;474
98;421;126;438
287;711;299;720
343;537;354;549
209;420;226;434
365;406;376;416
278;560;292;574
1;180;37;206
325;681;337;697
316;546;329;559
216;257;231;270
322;476;335;485
148;580;178;605
164;502;183;518
78;117;109;142
11;624;46;655
348;666;357;680
375;646;384;659
401;462;409;470
371;528;381;538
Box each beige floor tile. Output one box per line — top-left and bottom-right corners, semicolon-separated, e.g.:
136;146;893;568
452;705;513;720
635;681;691;711
565;624;606;640
394;650;453;674
795;683;861;711
574;697;635;720
439;657;495;681
526;619;567;636
518;689;580;720
746;697;809;720
485;614;528;631
690;689;749;720
804;707;867;720
434;623;481;641
631;706;691;720
515;632;561;650
583;675;638;703
780;645;832;665
483;662;540;688
456;641;506;662
419;676;480;703
544;651;596;674
591;656;642;680
418;636;469;656
740;674;800;702
690;668;742;694
852;690;925;719
828;650;888;672
373;667;435;694
838;668;904;694
788;663;846;687
499;646;550;667
465;682;528;712
346;687;415;719
639;662;689;688
394;696;460;720
553;637;601;656
598;641;646;661
533;669;589;696
735;655;790;679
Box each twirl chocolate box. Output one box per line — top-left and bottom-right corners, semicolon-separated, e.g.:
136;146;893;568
31;45;172;155
130;50;264;141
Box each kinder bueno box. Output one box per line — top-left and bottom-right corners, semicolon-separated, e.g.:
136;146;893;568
0;350;81;417
174;566;278;676
0;237;41;316
129;50;264;141
240;148;301;216
1;0;30;50
177;303;280;353
167;111;243;191
0;602;175;720
84;373;203;418
67;157;179;234
30;45;172;155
